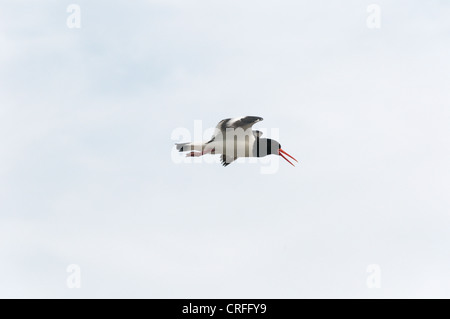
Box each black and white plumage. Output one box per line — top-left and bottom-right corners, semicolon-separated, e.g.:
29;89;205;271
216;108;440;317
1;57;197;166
176;116;298;167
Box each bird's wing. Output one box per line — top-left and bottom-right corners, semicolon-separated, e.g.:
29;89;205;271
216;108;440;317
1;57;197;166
220;154;237;167
209;116;263;142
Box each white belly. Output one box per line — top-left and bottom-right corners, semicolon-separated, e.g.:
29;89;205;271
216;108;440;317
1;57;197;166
207;134;256;158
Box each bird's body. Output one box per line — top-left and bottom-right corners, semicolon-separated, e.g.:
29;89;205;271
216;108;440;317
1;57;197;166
176;116;297;167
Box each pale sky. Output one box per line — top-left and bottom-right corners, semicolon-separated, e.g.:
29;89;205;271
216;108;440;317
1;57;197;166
1;0;449;298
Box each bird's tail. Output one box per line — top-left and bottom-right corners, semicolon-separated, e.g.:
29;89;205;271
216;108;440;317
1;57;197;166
175;142;205;152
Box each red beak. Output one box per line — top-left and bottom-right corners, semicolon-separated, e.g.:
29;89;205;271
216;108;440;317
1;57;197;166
278;148;298;167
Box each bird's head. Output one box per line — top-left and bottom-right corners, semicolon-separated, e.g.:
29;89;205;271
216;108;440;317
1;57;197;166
256;138;298;166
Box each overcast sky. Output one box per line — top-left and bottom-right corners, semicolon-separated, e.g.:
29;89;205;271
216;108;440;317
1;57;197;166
1;0;449;298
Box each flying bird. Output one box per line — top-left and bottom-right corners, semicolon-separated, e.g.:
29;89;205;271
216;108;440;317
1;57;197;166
175;116;298;167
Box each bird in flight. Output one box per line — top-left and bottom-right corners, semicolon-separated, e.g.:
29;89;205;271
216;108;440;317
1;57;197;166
175;116;298;167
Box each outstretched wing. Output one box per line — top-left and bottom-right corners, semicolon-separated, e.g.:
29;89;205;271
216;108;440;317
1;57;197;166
208;116;263;142
217;116;263;131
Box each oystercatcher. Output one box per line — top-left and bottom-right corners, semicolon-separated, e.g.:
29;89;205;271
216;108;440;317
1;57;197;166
175;116;298;167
